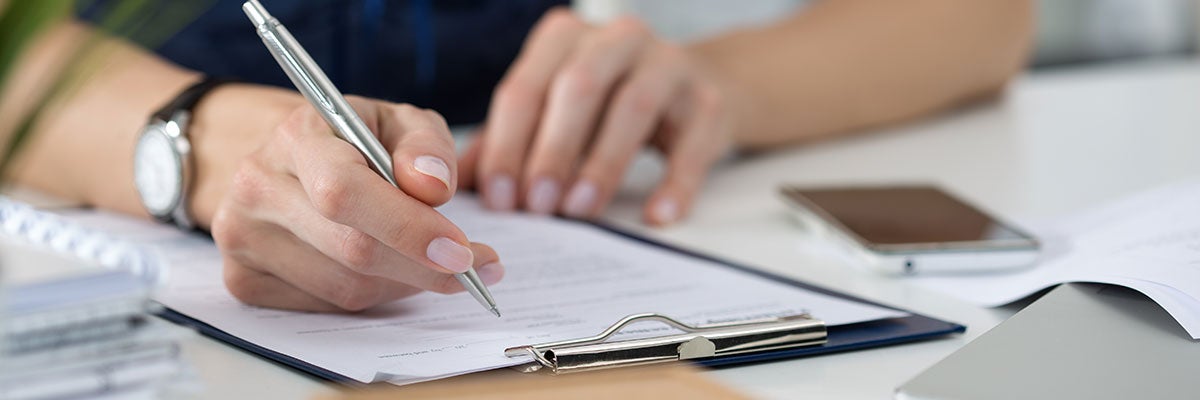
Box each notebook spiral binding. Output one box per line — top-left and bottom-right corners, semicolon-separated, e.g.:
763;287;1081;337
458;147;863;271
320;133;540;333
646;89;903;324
0;197;167;287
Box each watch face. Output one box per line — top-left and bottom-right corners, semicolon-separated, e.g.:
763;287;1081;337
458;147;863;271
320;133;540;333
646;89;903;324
134;127;183;216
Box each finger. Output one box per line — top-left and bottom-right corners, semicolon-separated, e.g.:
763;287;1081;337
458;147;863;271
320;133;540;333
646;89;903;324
222;223;427;312
253;170;503;293
278;115;479;276
457;129;485;191
211;195;400;312
523;17;653;215
563;44;688;219
216;167;505;311
214;161;341;311
468;242;504;285
477;8;588;211
644;84;731;226
221;239;505;312
352;98;458;207
223;256;342;312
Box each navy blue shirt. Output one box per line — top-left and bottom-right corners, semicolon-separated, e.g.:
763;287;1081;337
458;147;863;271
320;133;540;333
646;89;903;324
78;0;565;125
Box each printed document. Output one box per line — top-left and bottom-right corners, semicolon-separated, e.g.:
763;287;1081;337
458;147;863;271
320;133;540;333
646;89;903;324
907;180;1200;339
60;196;906;385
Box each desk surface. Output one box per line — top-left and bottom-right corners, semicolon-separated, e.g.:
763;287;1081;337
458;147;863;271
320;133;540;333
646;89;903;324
175;58;1200;399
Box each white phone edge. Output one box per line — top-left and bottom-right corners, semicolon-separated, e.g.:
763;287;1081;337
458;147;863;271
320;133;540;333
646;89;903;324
782;194;1040;275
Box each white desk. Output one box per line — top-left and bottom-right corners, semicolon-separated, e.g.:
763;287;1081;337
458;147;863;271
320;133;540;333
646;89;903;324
175;58;1200;399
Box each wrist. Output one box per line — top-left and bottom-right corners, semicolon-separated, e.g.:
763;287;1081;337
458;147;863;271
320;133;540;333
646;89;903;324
187;83;305;229
685;42;759;152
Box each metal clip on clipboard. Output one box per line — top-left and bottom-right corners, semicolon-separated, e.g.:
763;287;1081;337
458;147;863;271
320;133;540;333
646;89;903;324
503;313;827;374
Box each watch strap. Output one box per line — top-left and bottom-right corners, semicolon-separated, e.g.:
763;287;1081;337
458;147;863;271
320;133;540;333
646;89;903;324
152;77;235;121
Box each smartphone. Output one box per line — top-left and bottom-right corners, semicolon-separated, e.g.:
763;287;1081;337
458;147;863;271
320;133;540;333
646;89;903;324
780;185;1040;275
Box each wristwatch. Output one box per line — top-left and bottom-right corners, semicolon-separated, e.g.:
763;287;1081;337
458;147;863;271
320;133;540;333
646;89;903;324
133;77;230;230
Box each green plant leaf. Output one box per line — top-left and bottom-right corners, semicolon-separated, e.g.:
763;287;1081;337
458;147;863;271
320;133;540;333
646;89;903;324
0;1;74;102
0;0;214;178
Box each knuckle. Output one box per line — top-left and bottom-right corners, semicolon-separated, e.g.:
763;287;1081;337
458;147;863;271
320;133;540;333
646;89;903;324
422;109;450;130
538;7;584;34
223;261;263;306
409;125;455;150
228;161;267;207
309;173;353;222
587;150;632;178
582;157;632;194
606;16;650;39
556;66;601;100
428;273;464;294
211;210;251;252
620;86;663;115
380;214;417;252
391;103;422;120
655;43;689;71
693;83;725;114
332;277;381;312
656;41;686;59
277;107;316;142
494;77;539;110
338;229;380;274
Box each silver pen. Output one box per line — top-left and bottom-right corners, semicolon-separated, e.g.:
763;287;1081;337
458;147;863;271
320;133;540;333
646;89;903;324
242;0;500;317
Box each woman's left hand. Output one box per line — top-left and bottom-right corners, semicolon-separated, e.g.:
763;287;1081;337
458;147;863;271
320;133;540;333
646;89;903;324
459;8;738;226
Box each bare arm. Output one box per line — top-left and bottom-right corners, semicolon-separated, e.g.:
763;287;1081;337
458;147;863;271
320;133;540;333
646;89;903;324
0;22;298;225
0;21;501;312
690;0;1035;149
463;1;1033;225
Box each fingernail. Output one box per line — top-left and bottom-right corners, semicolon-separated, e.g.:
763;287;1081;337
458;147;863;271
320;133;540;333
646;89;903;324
527;178;560;215
413;156;451;188
486;175;516;211
563;180;598;218
476;262;505;286
653;197;679;225
426;237;473;273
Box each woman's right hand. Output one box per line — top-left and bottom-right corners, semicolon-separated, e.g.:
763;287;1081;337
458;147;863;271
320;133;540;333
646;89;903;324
205;93;503;312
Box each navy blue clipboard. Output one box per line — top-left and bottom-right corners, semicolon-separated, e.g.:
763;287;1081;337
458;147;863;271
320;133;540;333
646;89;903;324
155;223;965;385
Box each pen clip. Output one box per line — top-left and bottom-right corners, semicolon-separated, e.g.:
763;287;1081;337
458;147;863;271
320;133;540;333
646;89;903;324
272;41;336;115
244;1;336;115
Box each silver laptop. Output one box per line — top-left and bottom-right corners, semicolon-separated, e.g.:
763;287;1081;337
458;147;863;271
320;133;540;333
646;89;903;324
897;283;1200;400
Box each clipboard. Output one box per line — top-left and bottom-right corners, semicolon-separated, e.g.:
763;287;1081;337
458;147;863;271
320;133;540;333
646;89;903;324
503;313;828;374
155;224;966;384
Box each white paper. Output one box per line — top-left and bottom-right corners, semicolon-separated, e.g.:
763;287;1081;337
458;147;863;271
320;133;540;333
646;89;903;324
60;196;906;385
906;180;1200;339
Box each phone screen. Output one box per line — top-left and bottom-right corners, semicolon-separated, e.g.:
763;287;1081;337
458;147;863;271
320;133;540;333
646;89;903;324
783;186;1032;246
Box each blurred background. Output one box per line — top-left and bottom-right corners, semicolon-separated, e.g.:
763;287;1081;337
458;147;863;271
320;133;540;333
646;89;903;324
578;0;1199;70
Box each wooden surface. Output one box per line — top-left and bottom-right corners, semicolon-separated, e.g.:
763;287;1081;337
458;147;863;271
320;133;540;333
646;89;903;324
321;365;749;400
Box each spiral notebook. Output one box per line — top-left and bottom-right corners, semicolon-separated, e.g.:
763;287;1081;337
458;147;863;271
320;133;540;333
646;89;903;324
0;196;964;386
0;198;193;399
0;197;165;287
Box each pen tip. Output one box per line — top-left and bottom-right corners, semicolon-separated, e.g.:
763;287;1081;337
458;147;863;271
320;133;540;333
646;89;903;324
490;307;501;318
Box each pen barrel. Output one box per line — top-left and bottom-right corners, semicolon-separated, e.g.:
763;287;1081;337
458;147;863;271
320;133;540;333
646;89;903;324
243;1;497;316
246;9;399;188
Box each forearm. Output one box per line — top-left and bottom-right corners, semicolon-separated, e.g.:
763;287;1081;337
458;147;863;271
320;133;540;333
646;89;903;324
1;21;302;228
690;0;1034;149
1;22;195;210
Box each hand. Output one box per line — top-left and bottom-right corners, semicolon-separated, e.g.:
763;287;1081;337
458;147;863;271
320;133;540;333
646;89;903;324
208;96;503;312
459;8;736;226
